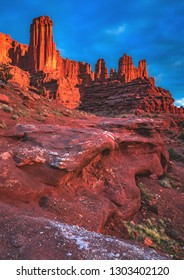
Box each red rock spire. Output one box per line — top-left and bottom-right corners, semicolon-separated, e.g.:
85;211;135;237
138;59;148;78
28;16;57;72
118;54;149;82
95;58;108;82
118;54;137;82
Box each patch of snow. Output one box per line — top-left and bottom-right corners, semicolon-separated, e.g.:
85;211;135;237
50;221;90;250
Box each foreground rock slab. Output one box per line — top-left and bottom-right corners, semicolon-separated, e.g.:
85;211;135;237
0;203;167;260
0;117;168;234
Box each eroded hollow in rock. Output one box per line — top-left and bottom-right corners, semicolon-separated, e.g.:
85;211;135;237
101;148;111;157
39;196;49;209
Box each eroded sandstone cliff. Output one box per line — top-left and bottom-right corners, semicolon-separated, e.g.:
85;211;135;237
80;78;184;115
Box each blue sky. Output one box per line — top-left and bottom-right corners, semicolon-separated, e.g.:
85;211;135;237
0;0;184;105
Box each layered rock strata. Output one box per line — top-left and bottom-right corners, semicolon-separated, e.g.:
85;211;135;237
80;78;184;115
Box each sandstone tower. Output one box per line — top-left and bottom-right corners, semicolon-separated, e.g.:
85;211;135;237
28;16;57;72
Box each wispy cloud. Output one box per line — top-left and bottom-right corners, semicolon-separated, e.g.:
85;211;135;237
173;59;182;67
106;24;126;35
174;98;184;107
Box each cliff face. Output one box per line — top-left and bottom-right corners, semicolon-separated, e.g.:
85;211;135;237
0;17;150;88
80;78;184;115
0;32;28;67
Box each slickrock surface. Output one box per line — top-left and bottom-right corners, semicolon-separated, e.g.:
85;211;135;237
0;203;167;260
0;117;168;231
0;85;169;231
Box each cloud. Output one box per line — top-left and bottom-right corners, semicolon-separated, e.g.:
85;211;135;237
106;24;126;35
173;60;183;67
174;98;184;107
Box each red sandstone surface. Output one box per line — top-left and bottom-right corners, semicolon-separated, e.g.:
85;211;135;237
0;203;167;260
0;15;184;260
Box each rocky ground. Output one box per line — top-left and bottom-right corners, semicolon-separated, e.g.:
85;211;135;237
0;81;183;259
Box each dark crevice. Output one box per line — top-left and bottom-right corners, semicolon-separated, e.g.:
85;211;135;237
160;153;168;169
101;148;111;156
39;196;49;209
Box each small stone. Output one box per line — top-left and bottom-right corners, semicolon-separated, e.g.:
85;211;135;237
0;152;11;160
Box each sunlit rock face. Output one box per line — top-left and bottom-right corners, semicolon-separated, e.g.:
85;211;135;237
95;58;109;82
27;16;57;73
0;32;28;67
0;16;183;114
118;54;148;83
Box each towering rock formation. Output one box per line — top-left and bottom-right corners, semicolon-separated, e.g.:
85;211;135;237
95;59;108;82
138;59;148;79
0;16;182;114
26;16;95;107
118;54;148;83
79;62;94;86
118;54;137;82
28;16;57;73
